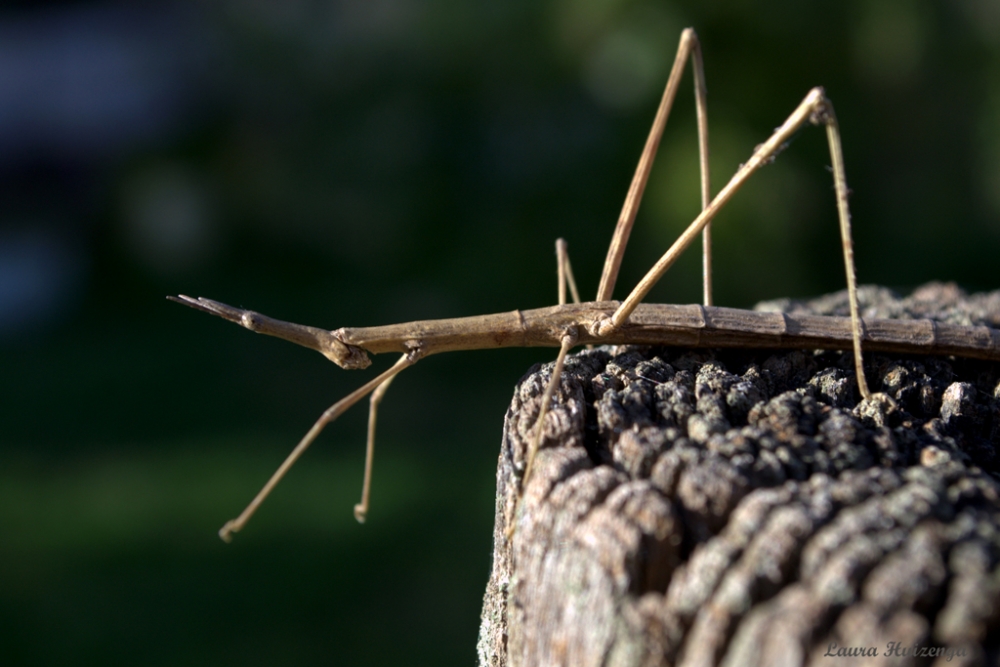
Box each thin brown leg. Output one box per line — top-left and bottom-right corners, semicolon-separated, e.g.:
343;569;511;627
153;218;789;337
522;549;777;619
597;88;872;400
353;373;399;523
507;328;579;539
522;329;579;487
821;105;871;399
596;27;711;304
556;238;582;306
690;37;712;306
219;352;418;542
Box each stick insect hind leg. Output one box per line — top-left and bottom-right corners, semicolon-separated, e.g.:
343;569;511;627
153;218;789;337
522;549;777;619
590;31;869;403
596;87;872;399
596;27;712;308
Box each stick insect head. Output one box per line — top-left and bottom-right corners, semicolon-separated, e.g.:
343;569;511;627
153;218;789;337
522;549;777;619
320;333;371;369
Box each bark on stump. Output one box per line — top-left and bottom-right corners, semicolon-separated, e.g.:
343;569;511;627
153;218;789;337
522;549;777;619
478;283;1000;667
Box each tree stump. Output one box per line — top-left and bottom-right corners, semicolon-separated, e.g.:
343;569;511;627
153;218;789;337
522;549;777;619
478;283;1000;667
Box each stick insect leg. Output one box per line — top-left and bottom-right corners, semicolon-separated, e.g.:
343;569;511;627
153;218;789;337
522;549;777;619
692;42;712;306
555;238;582;306
597;88;872;399
219;352;418;542
596;27;711;305
557;238;592;352
522;329;579;487
506;329;579;539
353;373;398;523
822;107;871;400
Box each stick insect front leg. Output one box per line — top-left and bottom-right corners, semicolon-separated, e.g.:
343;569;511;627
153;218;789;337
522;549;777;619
353;372;397;524
218;351;419;542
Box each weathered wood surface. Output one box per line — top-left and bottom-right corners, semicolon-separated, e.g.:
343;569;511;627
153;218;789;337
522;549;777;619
478;283;1000;667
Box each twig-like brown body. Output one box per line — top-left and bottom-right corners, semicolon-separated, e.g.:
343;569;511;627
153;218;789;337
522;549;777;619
339;302;1000;361
174;295;1000;366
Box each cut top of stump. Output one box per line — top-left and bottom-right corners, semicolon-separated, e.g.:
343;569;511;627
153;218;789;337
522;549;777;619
478;283;1000;667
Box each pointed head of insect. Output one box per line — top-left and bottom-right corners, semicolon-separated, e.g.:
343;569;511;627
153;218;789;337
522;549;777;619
322;332;371;369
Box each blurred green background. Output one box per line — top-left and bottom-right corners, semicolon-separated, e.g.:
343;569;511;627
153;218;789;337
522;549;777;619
2;1;999;665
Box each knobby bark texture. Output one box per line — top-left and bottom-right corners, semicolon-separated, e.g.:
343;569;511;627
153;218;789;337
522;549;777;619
478;283;1000;667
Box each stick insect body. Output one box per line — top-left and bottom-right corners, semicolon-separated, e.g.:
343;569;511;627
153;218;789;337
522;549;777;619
171;29;999;542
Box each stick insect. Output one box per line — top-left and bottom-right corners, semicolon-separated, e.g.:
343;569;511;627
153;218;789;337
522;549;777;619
171;29;1000;542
